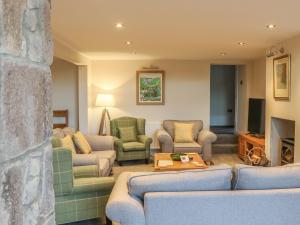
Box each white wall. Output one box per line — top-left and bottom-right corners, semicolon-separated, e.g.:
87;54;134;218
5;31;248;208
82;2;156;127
78;66;89;134
51;57;79;129
236;64;252;133
250;58;266;99
265;34;300;164
88;60;211;135
88;60;255;139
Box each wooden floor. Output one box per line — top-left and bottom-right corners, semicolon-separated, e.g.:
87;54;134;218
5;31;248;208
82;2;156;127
67;153;243;225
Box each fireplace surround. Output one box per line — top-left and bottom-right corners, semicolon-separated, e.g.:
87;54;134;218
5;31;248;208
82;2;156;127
270;117;295;166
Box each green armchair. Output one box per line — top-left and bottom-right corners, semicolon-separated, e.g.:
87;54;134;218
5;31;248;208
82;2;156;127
110;117;153;165
53;147;115;224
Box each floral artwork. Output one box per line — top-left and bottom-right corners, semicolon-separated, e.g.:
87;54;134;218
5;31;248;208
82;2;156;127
136;70;165;105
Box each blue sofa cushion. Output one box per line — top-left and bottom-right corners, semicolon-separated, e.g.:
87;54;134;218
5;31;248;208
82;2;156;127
128;164;232;199
233;163;300;190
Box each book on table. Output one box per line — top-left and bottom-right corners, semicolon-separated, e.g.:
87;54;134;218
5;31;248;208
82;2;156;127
157;160;173;167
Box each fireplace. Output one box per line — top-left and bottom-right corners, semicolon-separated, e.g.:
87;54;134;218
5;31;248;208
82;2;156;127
270;117;295;166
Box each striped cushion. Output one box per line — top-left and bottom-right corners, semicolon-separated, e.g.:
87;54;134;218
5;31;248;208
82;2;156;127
119;126;137;143
61;135;77;155
73;131;92;154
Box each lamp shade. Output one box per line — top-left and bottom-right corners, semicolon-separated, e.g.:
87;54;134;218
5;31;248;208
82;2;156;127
95;94;115;107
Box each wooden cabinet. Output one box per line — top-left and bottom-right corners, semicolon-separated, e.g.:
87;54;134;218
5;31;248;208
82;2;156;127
238;133;265;161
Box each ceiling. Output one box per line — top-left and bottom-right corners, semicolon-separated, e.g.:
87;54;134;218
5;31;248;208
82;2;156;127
52;0;300;61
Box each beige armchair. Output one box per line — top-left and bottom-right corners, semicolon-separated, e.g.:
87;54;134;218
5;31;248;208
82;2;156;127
157;120;217;162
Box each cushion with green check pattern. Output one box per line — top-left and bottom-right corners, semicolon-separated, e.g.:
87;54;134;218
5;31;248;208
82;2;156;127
118;126;138;143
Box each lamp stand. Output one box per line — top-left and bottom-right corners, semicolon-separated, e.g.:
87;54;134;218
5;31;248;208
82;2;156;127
98;107;111;136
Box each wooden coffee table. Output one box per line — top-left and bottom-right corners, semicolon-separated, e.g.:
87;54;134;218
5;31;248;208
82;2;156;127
154;153;208;171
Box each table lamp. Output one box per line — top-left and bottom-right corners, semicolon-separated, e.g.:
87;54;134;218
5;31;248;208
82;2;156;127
95;94;115;135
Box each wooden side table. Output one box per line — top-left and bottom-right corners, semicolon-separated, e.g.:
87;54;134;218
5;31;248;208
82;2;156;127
238;133;265;161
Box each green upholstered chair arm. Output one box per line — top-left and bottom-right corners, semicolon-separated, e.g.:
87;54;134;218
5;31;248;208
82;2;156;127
73;177;115;194
137;135;153;145
73;165;100;178
53;147;74;196
113;136;123;148
52;137;62;148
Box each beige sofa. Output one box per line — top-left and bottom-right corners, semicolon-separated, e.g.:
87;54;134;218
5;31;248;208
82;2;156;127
53;127;116;176
157;120;217;162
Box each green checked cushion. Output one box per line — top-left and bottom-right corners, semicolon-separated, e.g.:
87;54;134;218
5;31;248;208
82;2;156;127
119;126;137;143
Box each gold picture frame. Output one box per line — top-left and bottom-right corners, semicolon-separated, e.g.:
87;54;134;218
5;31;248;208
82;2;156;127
273;54;291;101
136;70;165;105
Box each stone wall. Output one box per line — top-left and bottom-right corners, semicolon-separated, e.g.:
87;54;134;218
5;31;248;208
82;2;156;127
0;0;55;224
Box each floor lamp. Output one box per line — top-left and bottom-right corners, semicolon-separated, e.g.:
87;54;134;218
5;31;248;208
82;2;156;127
96;94;114;136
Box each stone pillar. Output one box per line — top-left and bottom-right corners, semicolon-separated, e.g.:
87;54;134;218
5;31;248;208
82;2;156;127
0;0;55;225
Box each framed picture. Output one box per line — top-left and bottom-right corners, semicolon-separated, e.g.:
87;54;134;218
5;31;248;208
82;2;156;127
273;54;291;100
136;70;165;105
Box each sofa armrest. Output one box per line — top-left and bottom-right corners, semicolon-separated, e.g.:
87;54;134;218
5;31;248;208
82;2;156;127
137;135;153;145
157;129;174;152
85;135;114;151
72;154;98;166
106;172;146;225
197;129;217;145
73;177;115;194
113;136;123;148
73;165;100;178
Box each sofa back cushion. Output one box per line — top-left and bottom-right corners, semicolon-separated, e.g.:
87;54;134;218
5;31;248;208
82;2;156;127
119;126;138;143
110;117;136;137
233;163;300;190
174;122;194;143
163;120;203;140
52;127;75;138
61;135;77;155
128;164;232;199
73;131;92;154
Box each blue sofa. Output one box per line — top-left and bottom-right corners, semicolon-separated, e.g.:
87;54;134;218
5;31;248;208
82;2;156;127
106;163;300;225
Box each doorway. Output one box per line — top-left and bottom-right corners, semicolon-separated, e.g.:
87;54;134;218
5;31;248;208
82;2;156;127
210;65;236;134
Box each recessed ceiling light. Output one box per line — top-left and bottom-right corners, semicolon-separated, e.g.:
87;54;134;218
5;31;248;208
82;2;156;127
126;41;132;45
220;52;227;56
115;23;124;29
266;24;276;29
238;42;246;46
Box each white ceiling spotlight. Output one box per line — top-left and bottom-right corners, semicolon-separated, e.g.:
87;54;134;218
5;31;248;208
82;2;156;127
238;42;246;46
115;22;124;29
220;52;227;56
266;24;276;29
126;41;132;45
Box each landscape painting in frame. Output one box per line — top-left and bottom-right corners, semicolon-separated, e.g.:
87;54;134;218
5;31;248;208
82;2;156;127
136;70;165;105
273;54;291;100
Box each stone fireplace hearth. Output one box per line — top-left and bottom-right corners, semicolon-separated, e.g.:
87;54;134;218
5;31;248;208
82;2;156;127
270;117;295;166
